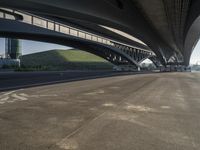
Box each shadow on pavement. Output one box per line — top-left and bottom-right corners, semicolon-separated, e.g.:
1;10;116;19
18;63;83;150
0;71;155;92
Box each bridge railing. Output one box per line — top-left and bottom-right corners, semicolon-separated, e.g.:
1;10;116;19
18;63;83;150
0;8;114;45
0;7;153;55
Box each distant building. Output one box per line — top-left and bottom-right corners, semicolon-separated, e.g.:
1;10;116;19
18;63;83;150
5;38;22;59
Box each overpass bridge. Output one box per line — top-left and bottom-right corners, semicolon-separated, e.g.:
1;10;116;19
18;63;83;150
0;8;158;69
1;2;200;149
0;0;199;67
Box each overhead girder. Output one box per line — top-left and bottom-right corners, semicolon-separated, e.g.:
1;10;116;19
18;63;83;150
111;41;153;63
37;15;150;51
0;0;176;65
0;18;140;67
149;56;162;67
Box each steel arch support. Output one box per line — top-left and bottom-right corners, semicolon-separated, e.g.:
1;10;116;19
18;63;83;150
0;19;140;67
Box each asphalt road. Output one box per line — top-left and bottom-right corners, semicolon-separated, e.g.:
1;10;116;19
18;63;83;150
0;72;200;150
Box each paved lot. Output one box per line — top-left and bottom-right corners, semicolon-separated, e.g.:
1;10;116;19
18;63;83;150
0;72;200;150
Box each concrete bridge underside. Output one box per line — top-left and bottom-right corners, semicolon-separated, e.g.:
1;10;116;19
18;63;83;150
0;0;199;66
0;8;157;68
0;19;145;67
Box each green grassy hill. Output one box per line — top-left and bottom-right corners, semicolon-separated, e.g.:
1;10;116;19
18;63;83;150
20;49;113;70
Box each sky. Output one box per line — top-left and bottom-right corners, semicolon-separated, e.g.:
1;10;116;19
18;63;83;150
190;39;200;64
0;38;200;65
0;38;70;56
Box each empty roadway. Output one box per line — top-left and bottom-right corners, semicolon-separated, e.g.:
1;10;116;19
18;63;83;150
0;72;200;150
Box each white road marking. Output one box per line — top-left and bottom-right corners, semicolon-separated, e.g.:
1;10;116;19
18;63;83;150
0;96;9;101
102;103;116;107
125;103;154;112
84;89;105;96
39;94;58;97
161;106;171;109
12;94;28;101
0;90;58;105
0;90;17;98
19;93;29;97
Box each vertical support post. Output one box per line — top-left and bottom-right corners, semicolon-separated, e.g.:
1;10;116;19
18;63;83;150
53;22;56;31
31;16;33;24
46;21;48;29
77;30;79;37
58;25;60;32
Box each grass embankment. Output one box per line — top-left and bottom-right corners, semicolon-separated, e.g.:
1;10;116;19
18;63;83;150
19;49;113;71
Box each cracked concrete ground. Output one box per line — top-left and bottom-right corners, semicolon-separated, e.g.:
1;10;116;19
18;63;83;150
0;72;200;150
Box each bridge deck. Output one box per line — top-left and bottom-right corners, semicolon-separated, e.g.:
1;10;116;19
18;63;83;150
0;72;200;150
